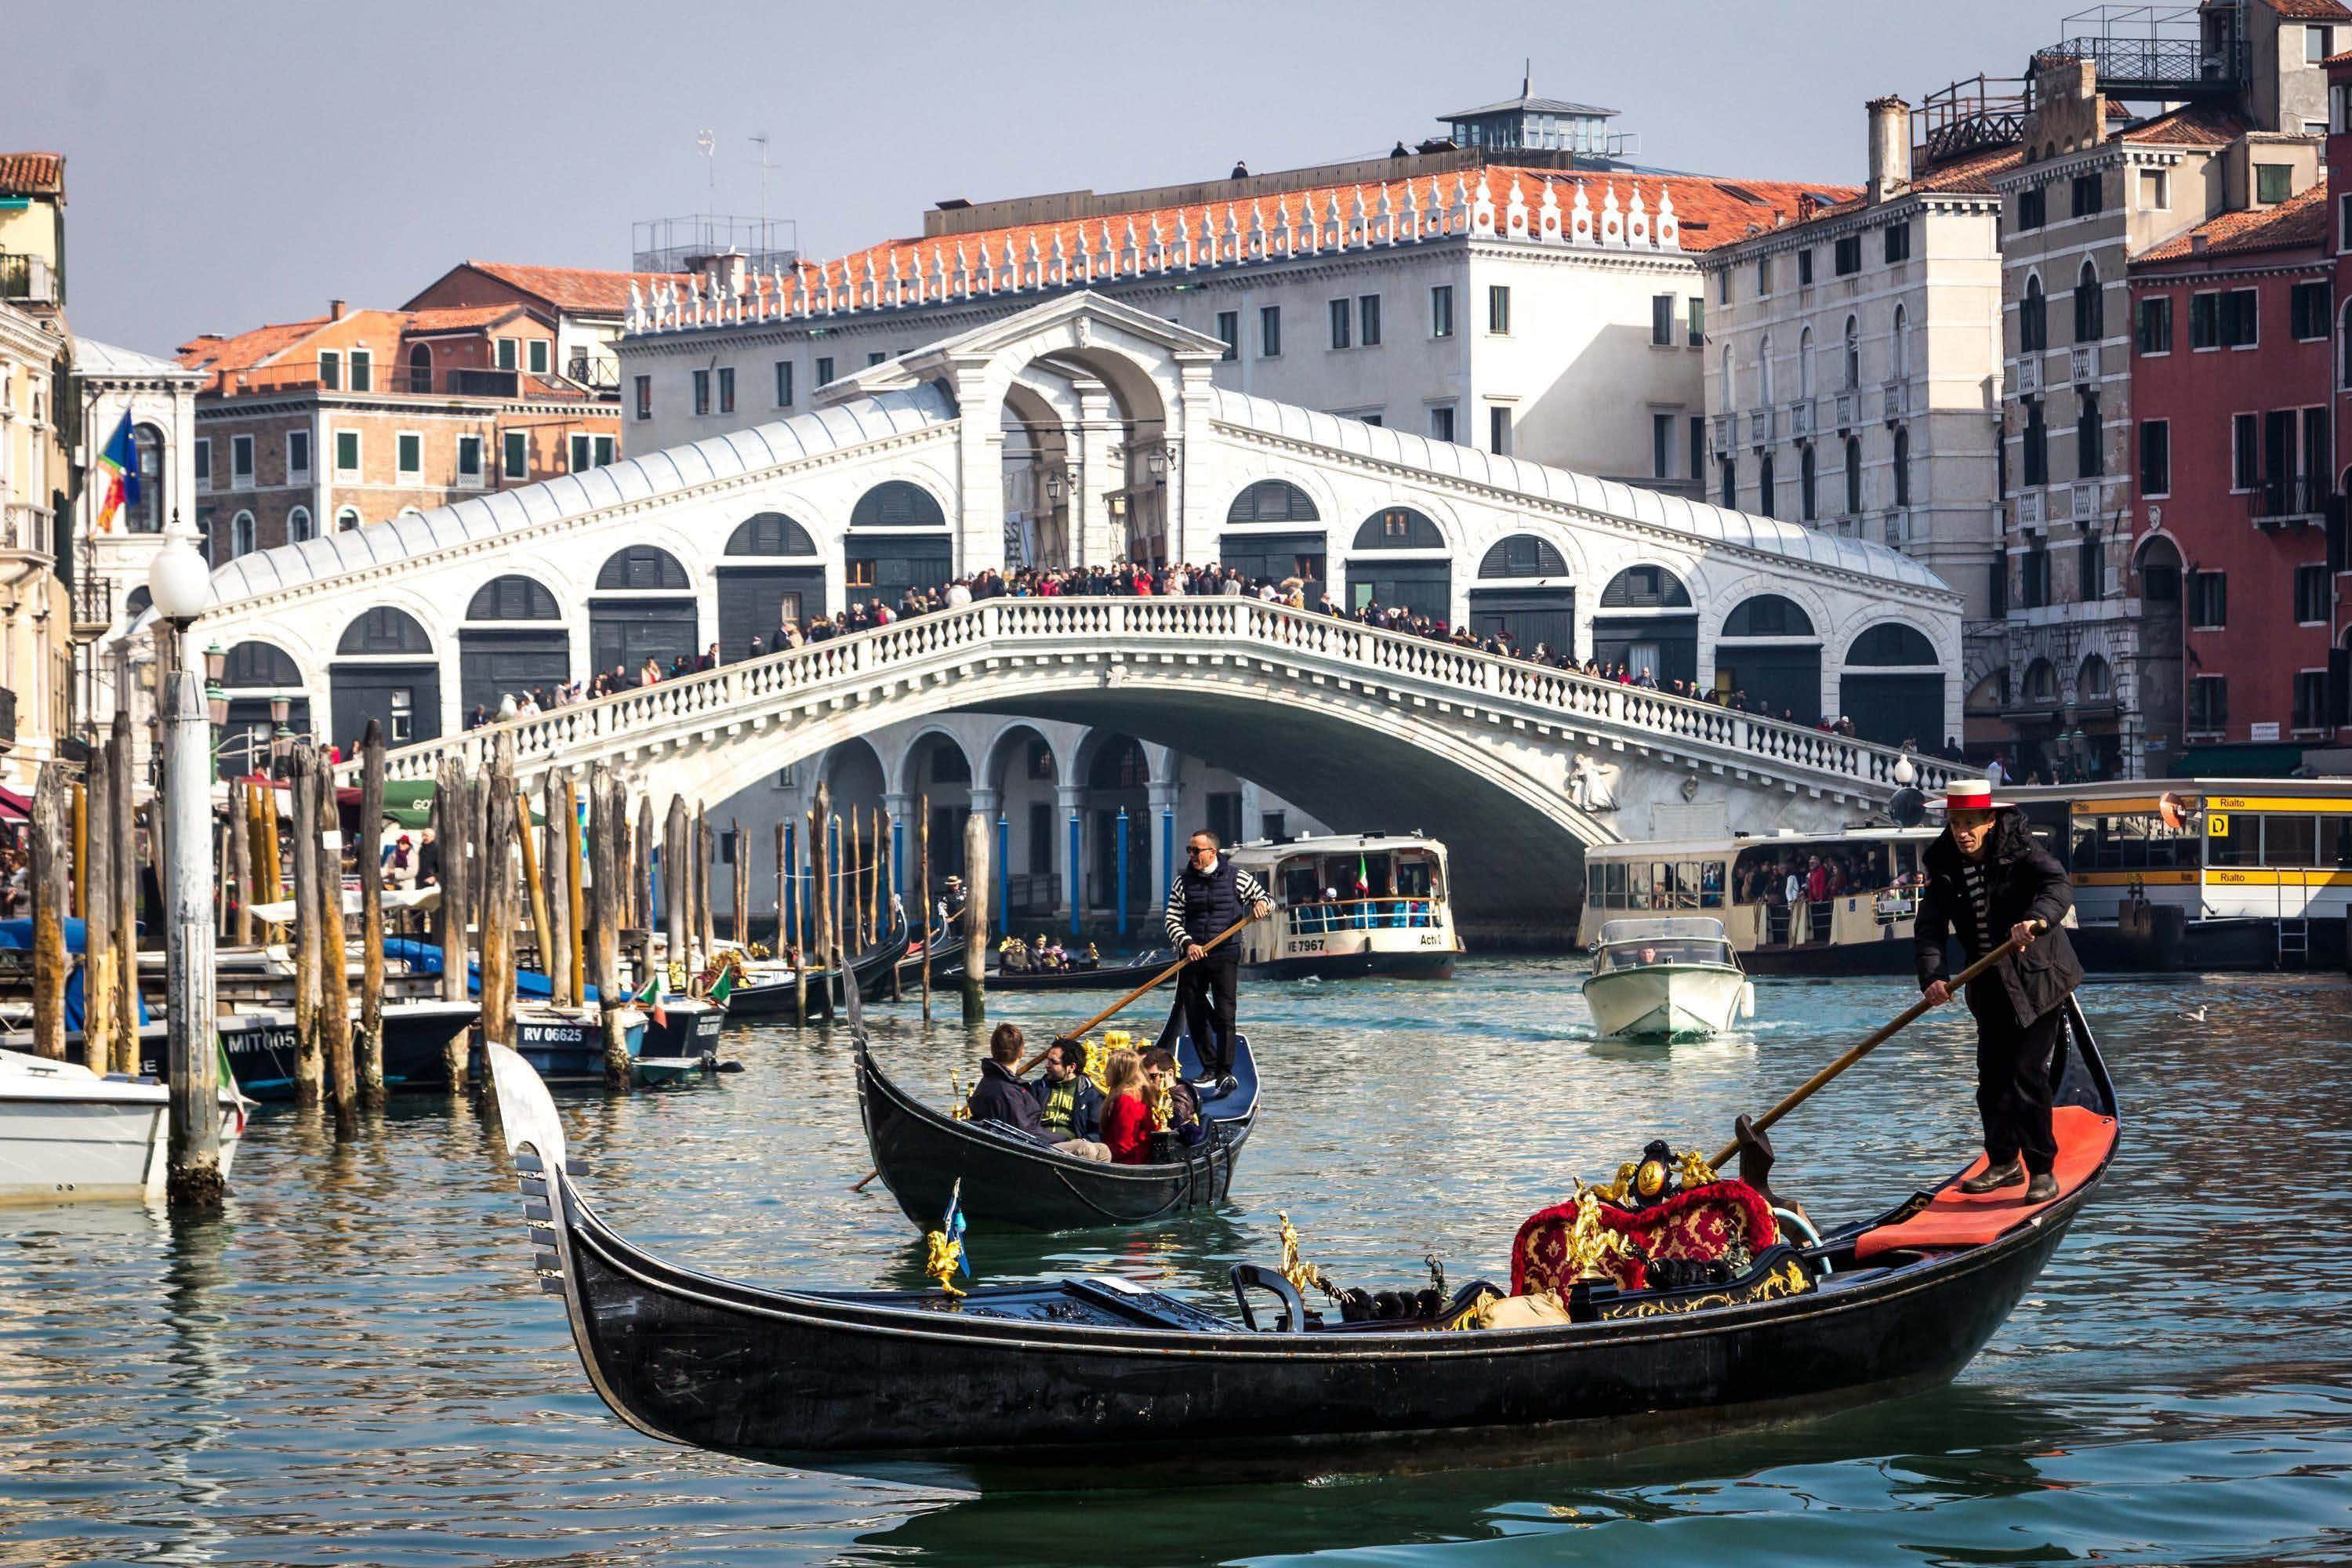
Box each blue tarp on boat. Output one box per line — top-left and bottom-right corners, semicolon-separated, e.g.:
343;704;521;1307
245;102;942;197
0;918;154;1031
382;938;604;1003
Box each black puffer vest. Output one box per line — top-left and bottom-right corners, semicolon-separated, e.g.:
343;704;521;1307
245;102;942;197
1178;858;1244;953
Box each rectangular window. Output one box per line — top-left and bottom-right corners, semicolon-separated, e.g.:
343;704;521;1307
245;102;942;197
717;366;735;412
318;350;340;390
866;351;885;367
1358;294;1381;347
2233;412;2259;489
2071;172;2103;217
2190;290;2220;350
2136;295;2173;355
527;339;550;376
1717;269;1730;305
2256;163;2294;205
2020;546;2050;608
456;434;482;481
2296;562;2330;622
2078;530;2105;601
1652;412;1674;478
2309;23;2335;62
1689;415;1704;481
2341;193;2352;252
633;375;651;421
1834;234;1862;276
1430;285;1454;339
334;430;359;473
1428;405;1455;442
2292;280;2332;340
230;434;253;486
2294;670;2328;731
2222;287;2259;347
286;429;310;478
502;429;527;480
2188;568;2227;629
691;368;710;416
1486;285;1511;335
2024;398;2049;486
194;437;211;488
1488;404;1512;456
1798;248;1814;286
1214;310;1239;361
2140;419;2170;495
1883;220;1911;263
1686;296;1704;347
1259;306;1281;358
569;433;591;471
593;435;615;467
1328;298;1352;350
2140;168;2170;210
389;688;413;745
349;349;372;392
775;359;794;405
2016;184;2045;231
396;432;420;477
2187;674;2227;735
1756;255;1773;296
1652;293;1676;346
495;338;518;372
815;355;834;387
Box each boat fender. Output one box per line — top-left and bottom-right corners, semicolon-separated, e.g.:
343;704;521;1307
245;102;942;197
1739;982;1755;1020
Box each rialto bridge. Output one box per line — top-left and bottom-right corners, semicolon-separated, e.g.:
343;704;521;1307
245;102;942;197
172;293;1962;931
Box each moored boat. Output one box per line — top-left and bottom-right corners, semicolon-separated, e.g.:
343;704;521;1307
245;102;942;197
0;1048;246;1203
479;1005;648;1086
135;1000;480;1099
1228;833;1461;981
1581;918;1754;1040
485;999;2118;1468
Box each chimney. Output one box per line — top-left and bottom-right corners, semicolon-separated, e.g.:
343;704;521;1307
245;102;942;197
328;298;347;321
1866;96;1912;205
2190;232;2211;252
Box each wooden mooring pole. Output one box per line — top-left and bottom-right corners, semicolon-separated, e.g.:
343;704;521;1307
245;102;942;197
28;761;68;1061
918;794;932;1023
357;722;387;1108
288;748;325;1107
962;809;989;1025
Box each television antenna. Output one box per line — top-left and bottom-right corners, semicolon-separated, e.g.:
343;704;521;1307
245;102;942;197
695;129;717;191
750;131;773;226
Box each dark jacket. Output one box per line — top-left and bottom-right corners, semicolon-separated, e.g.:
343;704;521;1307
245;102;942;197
1025;1071;1104;1139
1915;808;2083;1027
967;1058;1044;1137
1163;856;1269;952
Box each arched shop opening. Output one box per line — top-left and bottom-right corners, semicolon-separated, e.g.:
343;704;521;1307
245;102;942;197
848;482;951;606
1467;533;1573;652
590;546;696;680
1713;593;1821;722
1347;507;1451;619
331;607;441;753
1592;565;1696;684
459;574;568;719
717;511;823;660
1839;622;1943;747
1220;481;1326;604
218;639;310;775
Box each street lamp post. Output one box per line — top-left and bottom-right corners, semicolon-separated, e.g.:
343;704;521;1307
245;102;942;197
146;513;224;1210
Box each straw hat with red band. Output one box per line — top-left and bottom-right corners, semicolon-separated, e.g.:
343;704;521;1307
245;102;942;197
1944;779;2008;813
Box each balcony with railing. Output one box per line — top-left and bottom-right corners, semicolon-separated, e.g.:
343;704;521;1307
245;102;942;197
2018;488;2046;528
1710;413;1733;456
2013;355;2043;397
1788;399;1814;440
2070;343;2098;386
0;500;53;556
1882;380;1909;422
1834;390;1857;431
0;253;57;307
2039;5;2247;102
1748;406;1776;446
2249;474;2325;528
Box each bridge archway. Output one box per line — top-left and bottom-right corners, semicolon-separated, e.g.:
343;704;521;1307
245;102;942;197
1593;564;1696;684
1469;532;1574;653
1076;731;1152;921
718;511;823;659
982;722;1067;925
332;607;440;752
1840;621;1942;747
1716;593;1821;721
897;728;976;880
591;546;696;681
1346;506;1453;619
459;573;568;721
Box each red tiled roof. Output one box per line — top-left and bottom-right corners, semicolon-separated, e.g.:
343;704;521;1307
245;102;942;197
0;152;64;197
2119;103;2250;147
176;315;335;386
176;305;568;395
2136;179;2331;263
446;260;688;315
1915;143;2027;194
2259;0;2351;20
403;303;537;333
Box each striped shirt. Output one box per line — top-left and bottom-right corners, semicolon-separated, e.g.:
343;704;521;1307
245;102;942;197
1960;860;1994;954
1164;863;1270;947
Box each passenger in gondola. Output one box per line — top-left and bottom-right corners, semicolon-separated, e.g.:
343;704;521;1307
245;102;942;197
1026;1038;1110;1160
1141;1047;1205;1147
1098;1048;1153;1163
1916;779;2083;1204
966;1022;1047;1138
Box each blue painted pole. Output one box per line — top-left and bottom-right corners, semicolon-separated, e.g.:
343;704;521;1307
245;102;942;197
1068;810;1082;938
996;814;1010;935
782;819;797;949
1115;808;1131;938
1160;807;1174;906
891;814;906;900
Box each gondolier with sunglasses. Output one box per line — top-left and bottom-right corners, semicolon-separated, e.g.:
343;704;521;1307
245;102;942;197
1915;777;2083;1204
1157;829;1272;1091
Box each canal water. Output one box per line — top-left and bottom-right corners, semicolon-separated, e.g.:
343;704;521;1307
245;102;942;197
5;961;2350;1566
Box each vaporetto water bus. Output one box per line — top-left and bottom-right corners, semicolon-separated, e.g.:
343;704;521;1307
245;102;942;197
2008;778;2352;970
1228;833;1462;980
1577;826;1944;976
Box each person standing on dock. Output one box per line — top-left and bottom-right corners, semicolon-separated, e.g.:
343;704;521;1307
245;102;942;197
1158;829;1271;1091
1915;779;2082;1204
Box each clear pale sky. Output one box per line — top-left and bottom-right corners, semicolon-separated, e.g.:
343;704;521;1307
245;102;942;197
10;0;2065;354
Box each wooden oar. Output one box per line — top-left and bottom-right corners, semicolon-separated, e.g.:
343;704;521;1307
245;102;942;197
1708;920;2045;1172
851;912;1259;1192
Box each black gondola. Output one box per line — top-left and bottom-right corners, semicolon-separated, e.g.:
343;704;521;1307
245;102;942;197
851;925;913;1003
138;1000;481;1100
720;926;909;1022
957;949;1178;993
855;1031;1258;1232
486;998;2116;1469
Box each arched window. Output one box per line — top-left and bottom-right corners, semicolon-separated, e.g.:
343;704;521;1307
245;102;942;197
1598;565;1693;609
2074;259;2103;342
230;510;256;557
2022;273;2047;353
1352;507;1443;550
1720;456;1737;509
336;607;434;656
1758;451;1777;518
1720;343;1735;405
594;545;690;590
466;575;562;620
2078;653;2112;700
223;640;301;688
1798;325;1815;400
129;423;165;532
1846;622;1937;666
1893;426;1912;506
408;343;433;394
2077;391;2103;477
288;506;314;543
724;512;818;555
849;480;946;528
2022;658;2059;703
2339;300;2352;390
1722;594;1816;638
1891;304;1909;380
336;506;361;532
1757;334;1775;407
1842;315;1860;390
1845;434;1863;514
1477;534;1569;577
1801;444;1818;521
1225;480;1319;523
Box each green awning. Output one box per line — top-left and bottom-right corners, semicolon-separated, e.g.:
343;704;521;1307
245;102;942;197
377;778;546;829
2168;743;2310;779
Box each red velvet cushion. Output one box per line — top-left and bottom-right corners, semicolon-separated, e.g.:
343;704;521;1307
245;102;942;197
1511;1180;1780;1295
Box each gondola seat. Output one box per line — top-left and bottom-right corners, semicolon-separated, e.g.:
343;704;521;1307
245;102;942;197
1511;1179;1780;1295
1853;1105;2117;1261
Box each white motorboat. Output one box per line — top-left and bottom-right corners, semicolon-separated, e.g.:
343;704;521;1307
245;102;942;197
0;1048;246;1203
1580;917;1754;1040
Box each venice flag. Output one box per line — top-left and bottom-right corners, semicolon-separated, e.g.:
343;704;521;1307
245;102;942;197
94;414;139;531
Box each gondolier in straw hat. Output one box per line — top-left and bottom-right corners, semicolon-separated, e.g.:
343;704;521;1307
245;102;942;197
1915;778;2083;1203
1157;829;1272;1091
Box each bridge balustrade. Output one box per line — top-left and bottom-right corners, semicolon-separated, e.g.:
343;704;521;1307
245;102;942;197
362;597;1949;800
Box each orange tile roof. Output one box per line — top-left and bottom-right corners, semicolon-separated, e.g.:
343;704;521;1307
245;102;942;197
2136;179;2331;263
2261;0;2351;20
403;303;537;333
0;152;64;197
449;260;688;314
1711;143;2017;236
176;315;335;387
2119;103;2250;147
177;305;573;395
